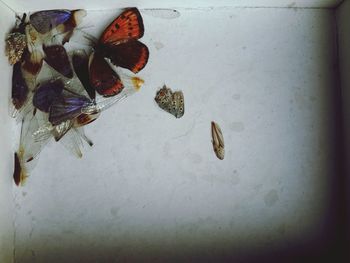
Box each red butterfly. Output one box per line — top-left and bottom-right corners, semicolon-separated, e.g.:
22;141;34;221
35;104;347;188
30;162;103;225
89;8;149;97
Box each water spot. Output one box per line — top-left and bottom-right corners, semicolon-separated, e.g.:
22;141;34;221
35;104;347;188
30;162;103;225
110;207;120;217
144;161;155;175
264;189;279;207
287;2;296;8
154;41;164;50
27;210;32;215
22;191;27;197
187;152;202;164
309;96;316;102
163;142;171;158
202;171;240;185
229;218;235;229
277;223;286;235
62;229;74;234
231;171;240;185
229;122;245;132
242;46;247;50
254;184;263;191
294;92;307;109
232;94;240;100
287;2;298;11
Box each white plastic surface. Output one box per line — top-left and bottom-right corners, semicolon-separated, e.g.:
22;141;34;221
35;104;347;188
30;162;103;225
0;3;15;263
0;0;344;12
5;6;339;262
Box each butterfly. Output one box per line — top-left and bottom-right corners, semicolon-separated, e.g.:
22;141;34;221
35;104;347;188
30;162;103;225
43;44;73;78
33;117;94;158
32;79;65;112
211;121;225;160
48;69;144;126
72;49;96;100
13;109;49;186
23;10;86;79
31;79;95;158
31;78;94;158
12;62;29;113
155;85;184;118
89;7;149;97
29;9;86;42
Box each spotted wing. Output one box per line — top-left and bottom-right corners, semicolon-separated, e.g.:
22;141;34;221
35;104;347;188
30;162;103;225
99;8;144;45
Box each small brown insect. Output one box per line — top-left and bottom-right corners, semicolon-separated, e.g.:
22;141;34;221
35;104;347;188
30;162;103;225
211;121;225;160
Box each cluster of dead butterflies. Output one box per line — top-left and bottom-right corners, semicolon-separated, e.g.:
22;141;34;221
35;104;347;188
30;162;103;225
6;7;223;186
6;8;150;186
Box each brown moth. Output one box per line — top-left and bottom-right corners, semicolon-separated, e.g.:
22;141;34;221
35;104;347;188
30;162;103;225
211;121;224;160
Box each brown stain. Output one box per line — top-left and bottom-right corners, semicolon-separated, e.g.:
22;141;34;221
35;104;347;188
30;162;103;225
153;41;164;50
232;94;241;100
229;122;245;132
264;189;279;207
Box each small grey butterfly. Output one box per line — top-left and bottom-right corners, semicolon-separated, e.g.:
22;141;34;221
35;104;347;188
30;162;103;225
155;85;184;118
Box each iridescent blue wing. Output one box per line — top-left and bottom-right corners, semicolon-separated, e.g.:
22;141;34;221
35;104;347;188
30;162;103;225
49;89;91;126
33;79;64;112
30;10;71;34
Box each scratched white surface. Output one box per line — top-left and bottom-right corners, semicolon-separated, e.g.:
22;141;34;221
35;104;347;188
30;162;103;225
2;6;340;263
0;3;15;263
1;0;343;13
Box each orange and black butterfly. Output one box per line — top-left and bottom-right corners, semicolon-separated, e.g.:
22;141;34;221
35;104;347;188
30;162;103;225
89;7;149;97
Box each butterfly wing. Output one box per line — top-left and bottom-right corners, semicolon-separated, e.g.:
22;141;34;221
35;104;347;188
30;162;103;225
72;50;96;100
170;91;184;118
30;10;71;34
14;109;50;185
89;52;124;97
155;85;172;111
12;62;29;110
155;86;184;118
33;79;64;112
103;40;149;73
100;8;144;45
43;44;73;78
22;49;44;77
49;89;91;126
